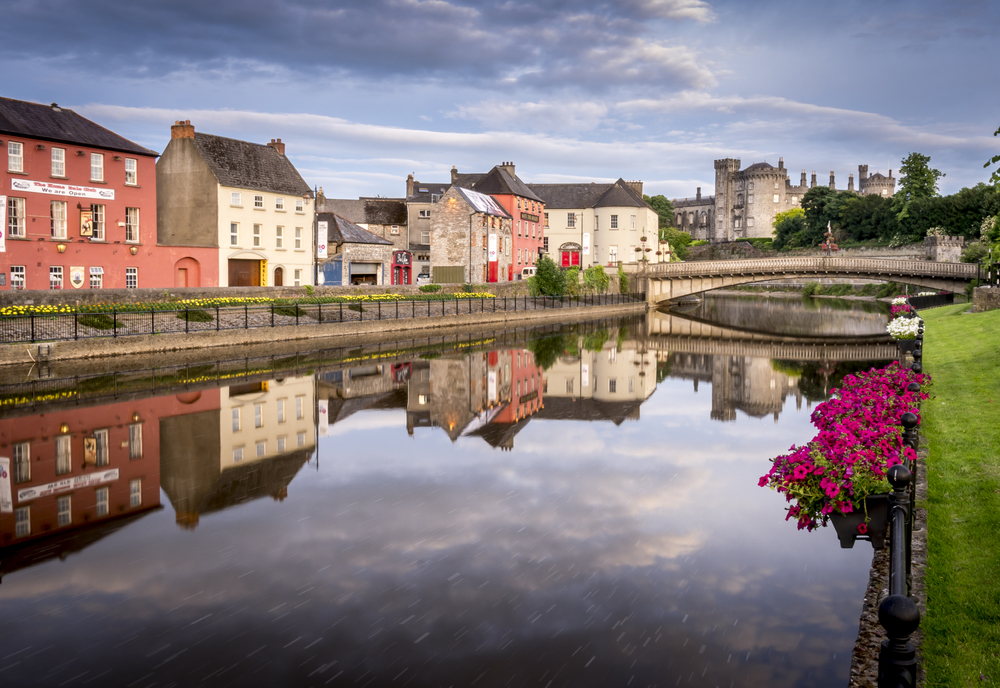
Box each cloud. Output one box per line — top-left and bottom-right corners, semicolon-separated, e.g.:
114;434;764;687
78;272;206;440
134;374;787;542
451;100;611;133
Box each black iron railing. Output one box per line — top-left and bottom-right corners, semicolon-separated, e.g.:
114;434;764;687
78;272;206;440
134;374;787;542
0;292;647;345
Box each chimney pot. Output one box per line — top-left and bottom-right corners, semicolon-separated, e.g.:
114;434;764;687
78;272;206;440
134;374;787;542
170;120;195;139
266;138;286;155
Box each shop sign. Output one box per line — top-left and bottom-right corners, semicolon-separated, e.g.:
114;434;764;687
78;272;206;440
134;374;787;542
0;458;12;513
583;232;591;255
80;210;93;236
69;266;86;289
394;251;411;266
582;363;589;388
0;196;5;253
520;212;539;223
488;234;498;262
317;221;328;259
10;178;115;201
17;469;119;502
318;400;328;437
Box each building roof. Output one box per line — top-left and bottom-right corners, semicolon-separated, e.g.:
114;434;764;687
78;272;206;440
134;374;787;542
471;166;544;203
527;182;613;209
453;187;512;218
594;179;651;209
322;212;394;245
408;182;451;203
0;97;158;156
318;198;407;226
743;162;775;172
318;199;366;223
867;172;892;180
452;172;485;188
192;132;312;196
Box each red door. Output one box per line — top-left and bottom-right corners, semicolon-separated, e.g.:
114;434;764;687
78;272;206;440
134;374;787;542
571;251;580;266
561;251;570;267
488;262;498;282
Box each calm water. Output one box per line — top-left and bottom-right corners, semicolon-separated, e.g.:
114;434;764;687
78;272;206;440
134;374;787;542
0;297;893;687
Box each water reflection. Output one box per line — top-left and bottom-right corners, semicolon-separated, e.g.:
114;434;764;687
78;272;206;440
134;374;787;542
0;305;894;687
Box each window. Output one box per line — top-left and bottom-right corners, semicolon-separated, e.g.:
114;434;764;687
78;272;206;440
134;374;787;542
277;436;286;453
774;181;780;189
276;225;284;248
231;192;242;206
51;200;67;238
128;423;143;459
256;441;266;457
631;215;637;230
130;479;142;507
57;495;71;526
13;442;30;483
773;194;780;203
277;399;286;423
125;267;137;289
297;431;306;447
749;182;754;190
293;269;301;286
747;217;755;227
419;209;430;219
11;266;25;290
91;153;104;182
566;213;576;228
254;194;264;209
629;378;634;393
275;197;284;211
253;224;262;248
565;378;574;394
8;141;23;172
544;212;549;227
611;215;618;229
230;222;239;246
91;204;105;240
390;225;399;235
747;195;754;204
296;395;305;420
421;230;431;244
295;199;304;213
294;227;302;249
734;218;741;228
254;403;264;428
96;487;109;517
517;220;521;237
792;195;798;203
232;407;241;431
50;265;64;290
881;189;888;196
15;507;29;538
90;271;102;289
609;245;618;263
125;207;139;243
233;447;244;463
51;147;65;176
517;247;522;264
7;197;25;237
125;158;137;185
94;428;109;466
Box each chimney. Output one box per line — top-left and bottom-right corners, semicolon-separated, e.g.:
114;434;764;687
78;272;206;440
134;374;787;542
500;161;515;177
625;180;644;196
829;171;836;190
888;169;893;178
848;174;855;192
696;187;701;200
407;173;415;197
800;170;807;187
810;171;817;188
171;120;194;139
451;165;458;184
778;157;784;170
316;186;325;207
267;138;286;155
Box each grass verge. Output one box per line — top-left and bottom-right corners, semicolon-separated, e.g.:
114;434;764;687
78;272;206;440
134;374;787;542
920;303;1000;686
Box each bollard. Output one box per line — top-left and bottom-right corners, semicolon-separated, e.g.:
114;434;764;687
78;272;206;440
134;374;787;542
877;592;920;688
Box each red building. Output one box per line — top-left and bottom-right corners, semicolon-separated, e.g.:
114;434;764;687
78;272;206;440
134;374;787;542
490;348;544;424
453;163;545;282
0;391;220;565
0;97;216;290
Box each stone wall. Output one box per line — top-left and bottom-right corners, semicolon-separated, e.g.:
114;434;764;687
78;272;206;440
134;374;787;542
973;286;1000;312
430;187;512;284
924;235;964;262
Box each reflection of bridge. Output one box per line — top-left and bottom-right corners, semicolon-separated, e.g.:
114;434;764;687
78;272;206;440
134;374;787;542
638;310;898;361
634;257;976;303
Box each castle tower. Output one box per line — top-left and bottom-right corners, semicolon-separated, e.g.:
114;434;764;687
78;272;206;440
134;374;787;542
800;170;807;187
829;171;836;190
714;158;740;242
848;174;854;192
810;172;817;188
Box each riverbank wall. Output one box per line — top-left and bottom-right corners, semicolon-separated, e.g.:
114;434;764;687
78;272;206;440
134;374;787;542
972;286;1000;312
0;300;647;368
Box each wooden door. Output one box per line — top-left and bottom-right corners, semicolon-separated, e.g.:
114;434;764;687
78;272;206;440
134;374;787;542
228;259;260;287
176;268;188;287
274;267;283;286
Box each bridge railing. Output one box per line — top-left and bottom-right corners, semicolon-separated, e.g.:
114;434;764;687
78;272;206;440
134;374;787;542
640;257;978;279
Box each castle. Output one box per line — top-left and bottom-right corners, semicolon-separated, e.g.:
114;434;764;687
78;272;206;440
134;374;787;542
673;159;896;242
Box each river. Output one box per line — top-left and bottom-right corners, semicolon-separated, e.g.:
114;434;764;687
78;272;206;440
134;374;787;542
0;295;894;687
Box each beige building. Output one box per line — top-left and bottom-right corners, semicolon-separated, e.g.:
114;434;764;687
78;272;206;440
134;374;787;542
157;121;315;287
222;377;317;470
528;179;659;268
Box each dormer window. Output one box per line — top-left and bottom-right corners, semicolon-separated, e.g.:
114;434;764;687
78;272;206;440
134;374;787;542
419;187;428;193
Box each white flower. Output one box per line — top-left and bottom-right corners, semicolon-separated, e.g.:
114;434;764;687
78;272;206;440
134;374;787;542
891;297;908;306
887;317;921;340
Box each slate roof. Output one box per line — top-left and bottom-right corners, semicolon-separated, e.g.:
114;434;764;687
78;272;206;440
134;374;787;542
867;172;891;180
471;166;544;203
454;187;512;218
192;132;312;196
0;96;158;156
318;199;366;223
362;198;407;225
594;179;651;209
321;212;394;245
743;162;775;172
452;173;484;188
408;182;451;203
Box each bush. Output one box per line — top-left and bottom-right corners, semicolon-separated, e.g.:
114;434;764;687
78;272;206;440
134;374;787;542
78;313;116;330
582;265;610;293
582;328;610;353
802;281;821;297
461;283;474;293
690;240;708;246
965;279;980;299
273;305;308;318
304;285;314;295
527;275;540;297
176;309;213;322
348;304;365;313
419;284;442;293
535;255;566;296
564;266;580;296
961;241;989;263
617;263;629;294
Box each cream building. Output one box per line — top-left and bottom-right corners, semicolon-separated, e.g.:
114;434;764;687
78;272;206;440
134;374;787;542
157;121;315;287
222;376;317;470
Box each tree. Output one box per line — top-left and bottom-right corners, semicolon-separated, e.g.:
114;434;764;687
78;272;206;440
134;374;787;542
533;254;566;296
984;125;1000;187
894;152;944;225
659;227;692;260
582;264;610;292
643;194;675;229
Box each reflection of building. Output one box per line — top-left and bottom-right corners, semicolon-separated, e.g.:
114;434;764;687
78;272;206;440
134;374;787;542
0;393;216;580
160;377;315;529
666;353;803;422
319;364;407;429
467;349;543;451
405;355;490;441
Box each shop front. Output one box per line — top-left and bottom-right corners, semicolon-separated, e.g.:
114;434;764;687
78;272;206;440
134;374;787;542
350;262;380;285
392;251;412;285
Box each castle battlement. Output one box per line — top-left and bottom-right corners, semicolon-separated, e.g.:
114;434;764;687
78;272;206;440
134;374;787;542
924;234;965;262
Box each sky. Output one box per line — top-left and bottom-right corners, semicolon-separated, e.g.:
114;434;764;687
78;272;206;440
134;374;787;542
4;0;998;201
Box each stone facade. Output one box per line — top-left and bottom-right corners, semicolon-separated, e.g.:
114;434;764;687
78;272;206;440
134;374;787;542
973;286;1000;312
339;242;393;286
924;234;964;262
677;158;896;243
429;186;512;284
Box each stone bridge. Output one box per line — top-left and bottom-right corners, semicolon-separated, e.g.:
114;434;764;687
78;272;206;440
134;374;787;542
631;257;977;304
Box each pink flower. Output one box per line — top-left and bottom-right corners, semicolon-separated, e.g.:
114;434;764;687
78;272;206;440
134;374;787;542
857;523;868;535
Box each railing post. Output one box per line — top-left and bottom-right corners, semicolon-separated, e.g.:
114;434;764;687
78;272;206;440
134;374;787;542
878;463;919;688
74;312;78;340
216;305;220;330
271;304;274;327
185;307;189;334
112;309;117;339
151;307;155;335
244;303;248;329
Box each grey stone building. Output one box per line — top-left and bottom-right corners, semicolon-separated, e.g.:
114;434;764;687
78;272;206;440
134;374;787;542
316;193;408;253
405;176;452;279
676;158;897;243
429;186;512;284
318;213;393;286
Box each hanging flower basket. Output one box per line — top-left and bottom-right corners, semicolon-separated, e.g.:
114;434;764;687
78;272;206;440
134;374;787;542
829;493;890;549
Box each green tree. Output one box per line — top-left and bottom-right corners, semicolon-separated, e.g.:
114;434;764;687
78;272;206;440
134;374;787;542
894;152;944;225
582;264;610;292
534;254;566;296
772;211;808;250
526;333;569;371
659;227;692;260
617;263;629;293
985;125;1000;187
643;194;675;229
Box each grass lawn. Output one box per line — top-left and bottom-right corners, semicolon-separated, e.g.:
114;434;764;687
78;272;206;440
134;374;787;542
921;303;1000;686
